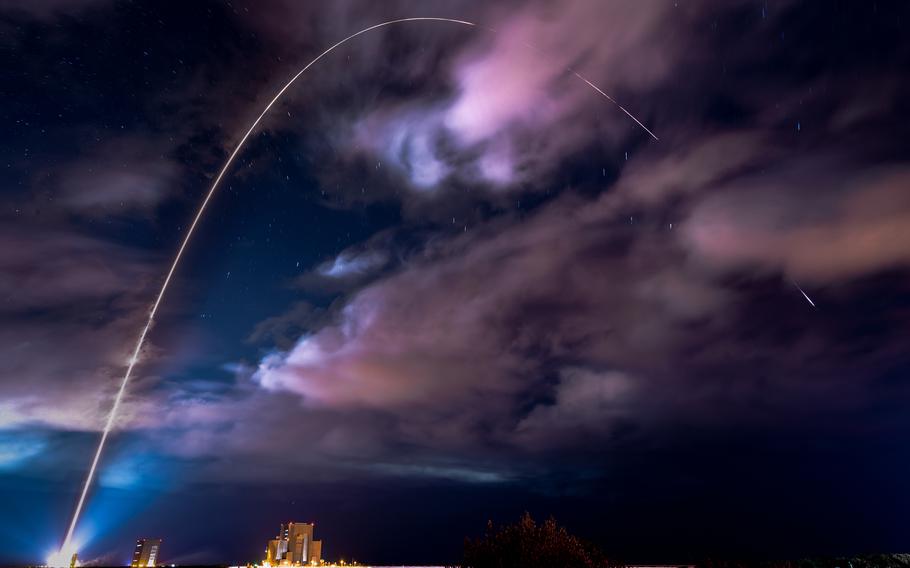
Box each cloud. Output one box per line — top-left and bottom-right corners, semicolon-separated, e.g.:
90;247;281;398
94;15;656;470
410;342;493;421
248;302;330;350
683;165;910;284
0;224;162;434
0;226;156;314
444;0;672;143
612;131;770;206
0;431;47;470
49;137;181;215
514;368;636;450
267;0;693;195
317;249;388;279
251;189;727;461
3;0;909;497
247;120;910;478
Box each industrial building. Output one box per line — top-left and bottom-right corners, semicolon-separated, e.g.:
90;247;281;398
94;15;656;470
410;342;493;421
130;538;162;568
264;522;322;566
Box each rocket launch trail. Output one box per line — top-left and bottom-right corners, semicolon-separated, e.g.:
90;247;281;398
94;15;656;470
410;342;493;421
572;72;659;141
57;16;658;559
793;280;817;308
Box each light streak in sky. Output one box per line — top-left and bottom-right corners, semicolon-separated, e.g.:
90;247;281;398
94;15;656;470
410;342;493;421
572;72;659;141
57;16;658;560
793;280;817;308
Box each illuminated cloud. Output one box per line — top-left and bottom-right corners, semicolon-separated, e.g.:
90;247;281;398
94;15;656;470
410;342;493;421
513;368;636;450
323;0;687;192
0;432;47;470
683;166;910;283
51;137;180;215
317;249;388;279
2;0;908;510
251;186;727;458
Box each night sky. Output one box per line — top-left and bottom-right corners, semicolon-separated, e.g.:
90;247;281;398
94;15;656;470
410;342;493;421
1;0;910;565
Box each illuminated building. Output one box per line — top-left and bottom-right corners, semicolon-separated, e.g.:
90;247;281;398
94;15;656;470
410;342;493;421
263;522;322;566
266;538;288;565
131;538;162;568
308;540;321;565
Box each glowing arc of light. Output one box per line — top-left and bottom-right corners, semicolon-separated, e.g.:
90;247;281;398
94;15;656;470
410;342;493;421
60;16;658;556
572;72;659;141
792;279;817;308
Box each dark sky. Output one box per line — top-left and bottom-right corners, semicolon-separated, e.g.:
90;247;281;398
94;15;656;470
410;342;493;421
1;0;909;565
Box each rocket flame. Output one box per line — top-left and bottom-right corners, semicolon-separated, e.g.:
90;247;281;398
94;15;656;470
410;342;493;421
46;541;79;568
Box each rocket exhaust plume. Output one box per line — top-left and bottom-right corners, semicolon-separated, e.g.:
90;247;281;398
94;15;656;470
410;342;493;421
56;17;657;560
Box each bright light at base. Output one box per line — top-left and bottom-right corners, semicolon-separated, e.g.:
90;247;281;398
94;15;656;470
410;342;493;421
46;542;79;568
